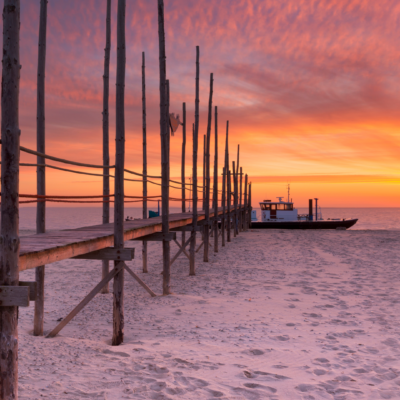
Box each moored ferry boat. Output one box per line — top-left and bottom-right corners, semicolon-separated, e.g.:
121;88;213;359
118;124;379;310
251;195;357;230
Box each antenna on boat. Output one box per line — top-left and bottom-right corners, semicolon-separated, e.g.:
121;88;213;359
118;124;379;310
287;184;290;203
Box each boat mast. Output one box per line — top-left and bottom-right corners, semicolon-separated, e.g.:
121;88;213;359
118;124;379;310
287;184;290;203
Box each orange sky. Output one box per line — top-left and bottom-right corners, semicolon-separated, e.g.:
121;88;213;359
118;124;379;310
9;0;400;207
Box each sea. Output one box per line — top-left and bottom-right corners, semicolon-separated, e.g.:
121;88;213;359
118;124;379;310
17;206;400;233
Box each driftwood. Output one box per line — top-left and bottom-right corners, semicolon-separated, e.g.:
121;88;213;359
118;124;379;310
203;73;214;262
190;46;200;276
101;0;111;293
113;0;126;346
0;1;21;395
213;105;218;253
34;0;48;336
157;0;171;294
142;51;148;273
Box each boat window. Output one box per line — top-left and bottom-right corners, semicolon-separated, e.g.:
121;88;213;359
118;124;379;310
285;204;293;210
270;204;277;210
277;204;285;210
260;204;271;210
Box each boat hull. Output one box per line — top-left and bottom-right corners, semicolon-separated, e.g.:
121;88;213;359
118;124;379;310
250;219;358;230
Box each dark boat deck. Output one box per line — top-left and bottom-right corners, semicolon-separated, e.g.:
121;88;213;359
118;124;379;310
250;219;358;230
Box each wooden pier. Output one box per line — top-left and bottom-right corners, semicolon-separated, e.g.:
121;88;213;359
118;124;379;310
0;0;252;396
18;207;246;273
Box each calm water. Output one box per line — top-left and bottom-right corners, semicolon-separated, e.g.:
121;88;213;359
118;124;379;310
18;206;400;233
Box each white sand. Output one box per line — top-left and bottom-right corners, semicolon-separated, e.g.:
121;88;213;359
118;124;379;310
18;229;400;399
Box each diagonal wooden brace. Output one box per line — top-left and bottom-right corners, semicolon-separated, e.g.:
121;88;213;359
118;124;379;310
173;239;190;260
124;263;157;297
46;263;123;338
170;236;192;266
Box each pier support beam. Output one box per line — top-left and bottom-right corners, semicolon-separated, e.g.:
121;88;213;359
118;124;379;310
0;1;21;395
34;0;48;336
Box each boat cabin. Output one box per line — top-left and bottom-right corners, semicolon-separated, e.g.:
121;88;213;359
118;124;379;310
259;197;298;222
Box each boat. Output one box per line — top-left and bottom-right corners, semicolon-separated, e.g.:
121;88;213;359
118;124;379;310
250;188;357;230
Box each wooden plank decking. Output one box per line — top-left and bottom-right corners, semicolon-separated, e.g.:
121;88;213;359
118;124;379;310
19;207;243;272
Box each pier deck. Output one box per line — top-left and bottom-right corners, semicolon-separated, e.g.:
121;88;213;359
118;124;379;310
19;207;241;272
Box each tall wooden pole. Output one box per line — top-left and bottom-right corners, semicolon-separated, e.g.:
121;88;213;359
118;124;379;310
101;0;112;292
227;169;231;242
239;166;243;231
213;105;218;253
203;73;213;262
249;182;252;228
190;46;200;276
181;102;186;247
141;51;148;273
202;135;205;210
34;0;48;336
235;145;240;236
112;0;126;346
158;0;171;294
221;167;226;246
0;0;21;395
244;174;248;231
232;161;237;238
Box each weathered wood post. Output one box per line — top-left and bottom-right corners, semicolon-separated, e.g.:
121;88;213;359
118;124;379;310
235;145;240;236
227;170;231;242
221;167;226;246
249;182;252;228
213;105;218;253
141;51;148;273
239;166;243;231
101;0;112;291
181;102;186;248
158;0;171;294
112;0;126;346
202;135;205;210
232;161;237;238
244;173;248;231
203;73;213;262
34;0;48;335
0;0;21;395
190;46;200;276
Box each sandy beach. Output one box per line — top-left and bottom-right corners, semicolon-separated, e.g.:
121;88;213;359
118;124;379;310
17;229;400;399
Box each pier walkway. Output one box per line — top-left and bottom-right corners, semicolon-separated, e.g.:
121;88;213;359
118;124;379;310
19;206;243;272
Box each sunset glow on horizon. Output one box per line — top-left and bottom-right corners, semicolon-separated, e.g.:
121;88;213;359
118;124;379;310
12;0;400;208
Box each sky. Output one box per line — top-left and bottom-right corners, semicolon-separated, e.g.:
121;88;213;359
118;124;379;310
8;0;400;207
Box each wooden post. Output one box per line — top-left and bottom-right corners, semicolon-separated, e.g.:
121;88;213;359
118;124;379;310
221;167;226;246
235;145;240;235
141;51;148;273
249;182;252;228
113;0;126;346
158;0;171;294
190;46;200;276
244;173;248;231
227;169;231;242
181;102;186;249
239;166;243;231
101;0;112;292
213;105;218;253
202;134;205;210
232;161;237;238
0;0;21;395
203;73;213;262
34;0;47;336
